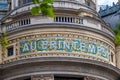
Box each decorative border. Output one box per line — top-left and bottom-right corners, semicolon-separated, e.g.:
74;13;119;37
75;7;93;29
3;32;114;64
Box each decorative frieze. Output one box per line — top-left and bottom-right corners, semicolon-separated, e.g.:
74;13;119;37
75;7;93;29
3;32;114;64
19;36;109;60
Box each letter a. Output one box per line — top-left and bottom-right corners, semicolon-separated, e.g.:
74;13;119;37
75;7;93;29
23;43;29;52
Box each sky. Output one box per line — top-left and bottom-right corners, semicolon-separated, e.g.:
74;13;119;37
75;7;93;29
98;0;118;5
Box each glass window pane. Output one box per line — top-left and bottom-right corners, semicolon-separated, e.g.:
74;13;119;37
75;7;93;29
7;47;14;57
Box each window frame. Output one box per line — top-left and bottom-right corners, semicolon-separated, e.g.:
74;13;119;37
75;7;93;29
7;46;14;57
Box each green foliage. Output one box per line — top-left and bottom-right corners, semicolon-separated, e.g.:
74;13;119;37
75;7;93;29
30;0;54;18
42;0;54;3
2;30;7;35
113;22;120;46
0;30;8;48
30;6;40;15
114;33;120;46
1;37;8;48
32;0;39;4
40;2;54;17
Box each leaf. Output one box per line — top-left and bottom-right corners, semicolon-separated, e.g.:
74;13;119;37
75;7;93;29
116;22;120;30
40;3;48;15
31;0;54;17
30;6;41;15
40;3;54;17
1;37;8;48
113;28;119;35
0;30;8;48
114;33;120;46
46;6;54;18
32;0;39;4
42;0;54;3
113;22;120;46
2;30;6;35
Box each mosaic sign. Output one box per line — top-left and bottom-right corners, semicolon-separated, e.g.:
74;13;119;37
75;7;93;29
19;37;109;59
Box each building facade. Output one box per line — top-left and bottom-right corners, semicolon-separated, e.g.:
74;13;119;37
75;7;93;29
99;2;120;28
0;0;120;80
0;0;8;20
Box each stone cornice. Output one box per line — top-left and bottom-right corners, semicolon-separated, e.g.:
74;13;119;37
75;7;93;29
1;57;119;73
1;57;120;80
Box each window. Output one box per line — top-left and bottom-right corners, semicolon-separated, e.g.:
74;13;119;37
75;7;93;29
7;47;14;57
111;53;114;62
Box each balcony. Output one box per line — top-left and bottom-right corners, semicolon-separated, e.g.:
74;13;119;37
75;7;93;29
3;16;83;32
1;15;114;38
3;18;31;31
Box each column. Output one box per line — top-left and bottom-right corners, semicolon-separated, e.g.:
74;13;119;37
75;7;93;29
31;74;54;80
11;0;18;10
11;0;14;10
15;0;19;7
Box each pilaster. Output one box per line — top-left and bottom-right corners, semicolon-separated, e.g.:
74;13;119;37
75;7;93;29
115;46;120;69
11;0;18;10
